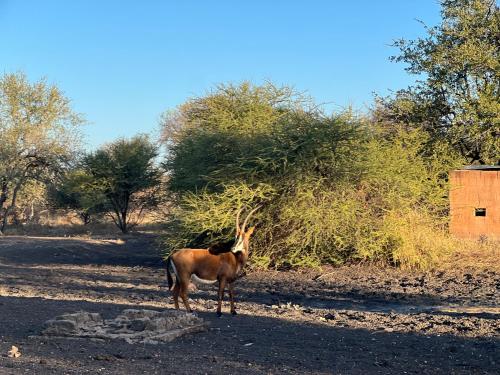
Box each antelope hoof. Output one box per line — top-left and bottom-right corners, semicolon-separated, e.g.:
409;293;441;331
216;311;222;318
231;310;237;316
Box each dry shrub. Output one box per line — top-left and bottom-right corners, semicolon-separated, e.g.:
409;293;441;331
439;238;500;272
378;210;455;270
5;208;164;237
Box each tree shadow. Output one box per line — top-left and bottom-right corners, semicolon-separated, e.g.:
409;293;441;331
189;277;500;318
0;234;164;268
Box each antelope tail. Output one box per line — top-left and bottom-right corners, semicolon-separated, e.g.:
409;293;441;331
166;256;174;290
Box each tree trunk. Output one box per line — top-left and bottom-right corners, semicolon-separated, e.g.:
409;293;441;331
121;193;130;234
0;181;8;210
80;211;91;225
0;182;8;235
28;201;35;222
1;181;22;234
120;210;128;233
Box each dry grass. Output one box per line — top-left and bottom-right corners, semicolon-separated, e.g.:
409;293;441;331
4;210;165;237
4;223;165;237
438;238;500;272
363;210;499;272
4;222;117;237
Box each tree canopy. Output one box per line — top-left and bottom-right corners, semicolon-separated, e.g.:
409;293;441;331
376;0;499;164
162;82;312;192
0;72;83;233
82;135;163;233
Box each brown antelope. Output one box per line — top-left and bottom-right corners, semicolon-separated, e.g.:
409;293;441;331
166;207;260;316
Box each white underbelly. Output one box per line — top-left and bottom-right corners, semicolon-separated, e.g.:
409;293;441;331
191;274;217;284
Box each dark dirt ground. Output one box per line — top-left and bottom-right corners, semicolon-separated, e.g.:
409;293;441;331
0;234;498;374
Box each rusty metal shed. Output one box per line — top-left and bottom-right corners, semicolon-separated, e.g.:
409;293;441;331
449;166;500;240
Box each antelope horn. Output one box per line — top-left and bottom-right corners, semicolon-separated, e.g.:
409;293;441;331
235;207;243;232
241;206;261;232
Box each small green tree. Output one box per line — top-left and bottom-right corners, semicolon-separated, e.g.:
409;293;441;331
0;72;83;233
83;135;163;233
48;170;107;225
376;0;499;164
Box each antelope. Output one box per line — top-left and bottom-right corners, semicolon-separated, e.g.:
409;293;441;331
166;207;260;316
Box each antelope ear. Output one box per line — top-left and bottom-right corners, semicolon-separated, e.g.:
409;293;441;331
246;226;255;236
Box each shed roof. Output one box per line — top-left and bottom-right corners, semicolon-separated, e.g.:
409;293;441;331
458;165;500;171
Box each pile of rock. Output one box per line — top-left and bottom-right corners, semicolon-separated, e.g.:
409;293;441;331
41;309;207;344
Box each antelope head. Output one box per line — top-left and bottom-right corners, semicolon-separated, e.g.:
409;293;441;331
232;206;260;253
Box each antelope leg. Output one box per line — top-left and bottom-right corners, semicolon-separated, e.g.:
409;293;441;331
217;279;227;317
228;283;237;315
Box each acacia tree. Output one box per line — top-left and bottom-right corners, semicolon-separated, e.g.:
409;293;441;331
83;135;163;233
161;82;462;269
376;0;499;164
0;72;83;234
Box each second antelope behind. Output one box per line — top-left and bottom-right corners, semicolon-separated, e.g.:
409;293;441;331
166;207;259;316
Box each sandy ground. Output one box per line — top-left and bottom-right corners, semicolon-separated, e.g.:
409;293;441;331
0;234;498;374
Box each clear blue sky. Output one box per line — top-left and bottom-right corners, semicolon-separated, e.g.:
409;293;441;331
0;1;441;150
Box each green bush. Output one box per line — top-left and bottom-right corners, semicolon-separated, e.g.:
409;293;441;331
161;82;465;269
48;169;107;225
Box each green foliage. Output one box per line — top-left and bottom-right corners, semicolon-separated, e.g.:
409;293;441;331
83;135;163;233
162;82;311;192
162;183;274;254
379;209;455;270
347;128;464;266
162;83;464;269
377;0;499;164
